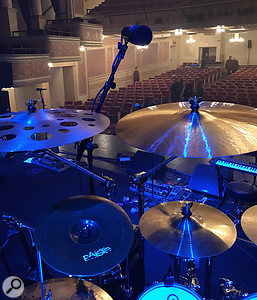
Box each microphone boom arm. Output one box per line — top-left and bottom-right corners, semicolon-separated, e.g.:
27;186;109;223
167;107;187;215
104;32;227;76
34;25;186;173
93;38;128;113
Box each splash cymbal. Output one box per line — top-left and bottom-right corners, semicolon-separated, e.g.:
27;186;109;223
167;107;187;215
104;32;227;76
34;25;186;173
139;201;237;258
0;109;110;151
116;102;257;157
35;195;134;276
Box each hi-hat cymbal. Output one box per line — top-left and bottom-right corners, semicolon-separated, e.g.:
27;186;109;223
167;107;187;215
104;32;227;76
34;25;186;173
20;278;113;299
241;205;257;245
34;195;134;277
0;109;110;152
139;201;237;258
116;102;257;157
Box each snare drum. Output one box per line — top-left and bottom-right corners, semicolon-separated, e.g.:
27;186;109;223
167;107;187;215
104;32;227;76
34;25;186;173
244;293;257;300
137;282;203;300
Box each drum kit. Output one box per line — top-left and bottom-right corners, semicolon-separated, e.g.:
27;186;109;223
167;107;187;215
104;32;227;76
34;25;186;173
1;99;257;300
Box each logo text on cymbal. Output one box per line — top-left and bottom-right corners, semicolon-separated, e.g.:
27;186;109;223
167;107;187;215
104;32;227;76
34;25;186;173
83;247;112;262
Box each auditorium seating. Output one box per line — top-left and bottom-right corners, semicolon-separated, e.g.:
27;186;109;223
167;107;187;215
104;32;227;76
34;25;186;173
62;65;221;129
204;66;257;107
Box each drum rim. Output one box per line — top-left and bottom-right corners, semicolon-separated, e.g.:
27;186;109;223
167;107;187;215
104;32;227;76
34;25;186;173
244;293;257;300
137;282;203;299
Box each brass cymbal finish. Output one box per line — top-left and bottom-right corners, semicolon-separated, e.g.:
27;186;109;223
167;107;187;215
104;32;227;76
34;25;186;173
241;205;257;245
35;195;134;276
0;109;110;152
139;201;237;258
20;278;113;300
116;102;257;157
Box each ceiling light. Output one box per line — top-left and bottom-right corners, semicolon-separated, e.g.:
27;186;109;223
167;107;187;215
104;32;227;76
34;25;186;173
229;33;244;43
137;45;149;49
229;27;245;31
186;35;196;44
216;25;225;33
174;29;183;36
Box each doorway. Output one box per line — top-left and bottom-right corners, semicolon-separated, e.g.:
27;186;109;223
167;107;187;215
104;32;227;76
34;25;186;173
199;47;217;64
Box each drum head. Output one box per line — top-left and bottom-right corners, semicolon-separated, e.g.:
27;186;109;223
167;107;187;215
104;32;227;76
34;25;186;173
137;282;203;300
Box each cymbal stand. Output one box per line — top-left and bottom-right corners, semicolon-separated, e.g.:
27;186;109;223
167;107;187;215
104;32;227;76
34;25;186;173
45;149;116;200
205;257;213;300
219;278;247;300
0;214;48;300
76;137;99;195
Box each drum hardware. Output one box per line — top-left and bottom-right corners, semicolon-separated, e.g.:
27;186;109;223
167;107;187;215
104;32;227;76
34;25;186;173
45;149;116;200
219;278;248;300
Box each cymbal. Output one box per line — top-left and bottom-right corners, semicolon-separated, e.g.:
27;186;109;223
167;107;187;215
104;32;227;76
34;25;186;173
139;201;237;258
20;278;113;299
241;205;257;245
35;195;134;276
0;109;110;152
116;102;257;157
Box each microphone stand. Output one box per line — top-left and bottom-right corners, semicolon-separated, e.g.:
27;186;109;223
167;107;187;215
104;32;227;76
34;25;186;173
94;37;128;113
75;37;128;194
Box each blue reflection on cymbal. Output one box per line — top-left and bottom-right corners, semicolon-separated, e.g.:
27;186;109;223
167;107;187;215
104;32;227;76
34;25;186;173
176;218;186;256
147;121;183;152
186;218;194;258
183;112;195;157
183;112;212;158
195;112;212;158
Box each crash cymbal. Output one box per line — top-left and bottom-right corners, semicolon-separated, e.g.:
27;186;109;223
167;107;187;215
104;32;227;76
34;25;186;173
35;195;134;276
20;277;113;300
241;205;257;245
0;109;110;152
139;201;237;258
116;102;257;157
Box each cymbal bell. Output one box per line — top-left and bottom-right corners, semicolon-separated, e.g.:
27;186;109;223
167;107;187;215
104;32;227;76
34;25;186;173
20;278;113;299
0;109;110;152
34;195;134;276
139;201;237;258
116;102;257;157
241;205;257;245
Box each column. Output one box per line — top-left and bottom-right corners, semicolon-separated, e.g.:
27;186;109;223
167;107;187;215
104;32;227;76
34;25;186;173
30;0;45;32
0;0;18;37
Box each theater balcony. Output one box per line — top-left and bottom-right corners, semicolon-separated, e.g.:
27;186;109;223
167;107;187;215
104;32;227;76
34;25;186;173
87;0;257;34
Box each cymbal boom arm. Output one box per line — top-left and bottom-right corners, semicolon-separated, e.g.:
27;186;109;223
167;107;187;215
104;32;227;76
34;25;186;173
45;149;116;199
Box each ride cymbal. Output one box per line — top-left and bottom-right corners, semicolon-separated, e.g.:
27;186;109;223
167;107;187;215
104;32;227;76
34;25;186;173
116;102;257;157
20;278;113;300
35;195;134;276
241;205;257;245
139;201;237;258
0;109;110;152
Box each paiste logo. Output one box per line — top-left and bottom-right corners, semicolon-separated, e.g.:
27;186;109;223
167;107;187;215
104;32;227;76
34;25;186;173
83;247;111;262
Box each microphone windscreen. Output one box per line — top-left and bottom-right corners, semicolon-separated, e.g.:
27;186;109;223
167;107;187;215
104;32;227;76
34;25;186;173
122;25;152;46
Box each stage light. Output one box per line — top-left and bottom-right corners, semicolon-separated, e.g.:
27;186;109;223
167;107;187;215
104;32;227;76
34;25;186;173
48;62;53;68
79;45;85;51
